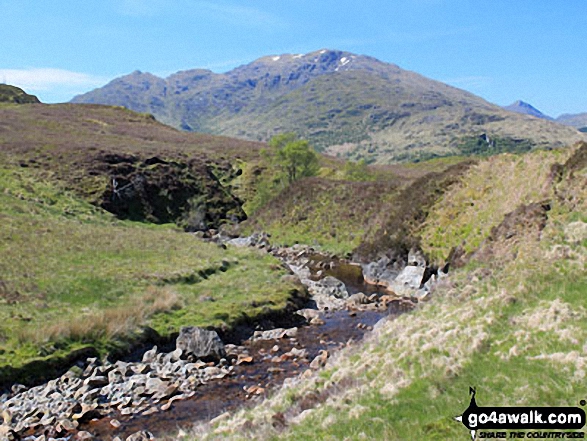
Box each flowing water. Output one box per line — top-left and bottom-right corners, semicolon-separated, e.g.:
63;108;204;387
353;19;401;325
77;256;411;439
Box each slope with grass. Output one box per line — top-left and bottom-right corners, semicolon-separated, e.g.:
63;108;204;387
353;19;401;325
71;50;586;163
196;142;587;440
240;155;475;259
0;103;309;386
0;84;40;104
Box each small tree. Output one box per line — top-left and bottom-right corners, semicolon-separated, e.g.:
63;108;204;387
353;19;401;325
343;158;370;181
269;133;319;183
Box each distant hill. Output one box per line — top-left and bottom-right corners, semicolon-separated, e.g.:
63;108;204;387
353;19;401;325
556;112;587;129
503;100;552;120
0;84;40;104
72;49;585;163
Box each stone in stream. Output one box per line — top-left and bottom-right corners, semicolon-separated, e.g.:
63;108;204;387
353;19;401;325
125;430;155;441
346;292;370;308
305;276;349;299
296;308;320;321
310;316;325;326
361;256;400;287
252;327;298;341
176;326;226;362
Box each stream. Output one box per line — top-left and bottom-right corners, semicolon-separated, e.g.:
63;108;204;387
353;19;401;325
8;247;416;441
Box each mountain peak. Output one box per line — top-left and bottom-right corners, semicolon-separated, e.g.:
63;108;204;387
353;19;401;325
504;100;552;120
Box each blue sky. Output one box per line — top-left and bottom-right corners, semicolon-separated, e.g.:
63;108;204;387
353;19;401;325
0;0;584;117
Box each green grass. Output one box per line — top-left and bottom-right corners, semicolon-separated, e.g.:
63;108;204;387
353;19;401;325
420;149;571;262
202;143;587;440
0;165;300;379
264;271;587;441
243;176;400;256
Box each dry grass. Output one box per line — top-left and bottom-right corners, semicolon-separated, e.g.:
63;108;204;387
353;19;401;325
188;143;587;441
419;148;574;262
17;286;183;344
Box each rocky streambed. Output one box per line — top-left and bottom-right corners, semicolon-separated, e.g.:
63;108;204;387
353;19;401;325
0;236;437;441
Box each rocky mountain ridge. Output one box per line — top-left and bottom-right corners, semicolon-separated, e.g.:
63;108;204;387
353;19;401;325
71;50;585;163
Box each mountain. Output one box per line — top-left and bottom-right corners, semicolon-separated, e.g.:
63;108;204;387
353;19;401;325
72;49;585;163
0;84;40;104
503;100;552;119
556;112;587;129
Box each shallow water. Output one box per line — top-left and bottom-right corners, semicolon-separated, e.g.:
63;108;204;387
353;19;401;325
81;256;407;440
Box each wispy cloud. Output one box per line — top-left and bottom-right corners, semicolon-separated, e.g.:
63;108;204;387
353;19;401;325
386;26;479;44
0;68;108;92
443;75;493;90
118;0;167;17
117;0;283;28
196;1;284;28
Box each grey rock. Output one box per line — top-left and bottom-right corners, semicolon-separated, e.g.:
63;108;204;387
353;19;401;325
305;276;349;299
296;308;320;321
389;265;425;295
288;347;308;359
361;255;403;287
176;327;226;362
144;377;169;397
141;346;158;363
346;293;369;308
83;375;108;389
407;247;427;267
125;430;154;441
131;363;151;375
312;294;346;311
252;327;298;341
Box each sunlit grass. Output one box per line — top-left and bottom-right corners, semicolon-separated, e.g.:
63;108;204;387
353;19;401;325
0;166;299;374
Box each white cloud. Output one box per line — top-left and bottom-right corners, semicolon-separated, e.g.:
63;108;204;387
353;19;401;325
443;75;492;90
196;1;284;28
0;68;108;92
118;0;167;17
116;0;283;27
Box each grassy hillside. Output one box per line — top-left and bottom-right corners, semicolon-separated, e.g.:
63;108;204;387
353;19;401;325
0;103;306;385
197;142;587;440
0;84;40;104
240;155;475;258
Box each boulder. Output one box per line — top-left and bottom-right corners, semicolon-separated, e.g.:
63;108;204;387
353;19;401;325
346;293;369;308
361;256;400;286
306;276;349;299
176;327;226;362
389;265;425;296
296;308;320;321
141;346;158;363
252;327;298;341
